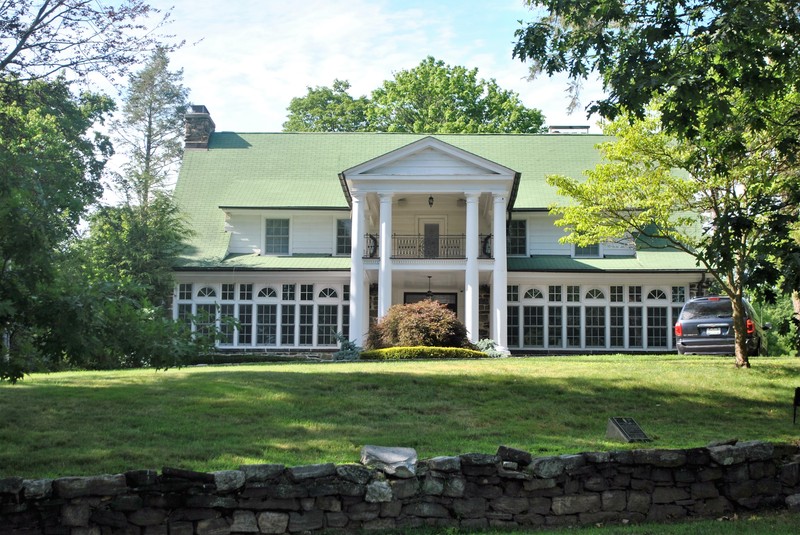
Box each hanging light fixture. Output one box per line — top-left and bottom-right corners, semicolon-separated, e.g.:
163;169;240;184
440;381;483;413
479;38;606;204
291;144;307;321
428;195;434;208
425;276;433;299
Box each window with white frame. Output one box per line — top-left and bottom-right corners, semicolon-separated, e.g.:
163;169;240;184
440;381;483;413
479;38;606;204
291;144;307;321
265;218;289;254
507;220;527;255
336;219;351;255
574;244;600;257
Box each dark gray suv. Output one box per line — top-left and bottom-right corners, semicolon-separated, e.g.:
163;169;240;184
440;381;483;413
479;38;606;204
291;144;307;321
674;296;769;356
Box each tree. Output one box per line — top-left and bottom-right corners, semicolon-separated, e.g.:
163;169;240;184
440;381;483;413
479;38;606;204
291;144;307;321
0;77;114;381
512;0;800;149
547;109;799;367
283;79;369;132
110;47;189;206
92;47;191;308
283;57;546;133
0;0;176;84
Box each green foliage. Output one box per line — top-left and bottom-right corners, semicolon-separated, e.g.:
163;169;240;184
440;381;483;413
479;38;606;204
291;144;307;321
366;300;471;350
283;79;369;132
83;194;191;308
0;77;113;382
283;57;545;134
513;1;800;150
548;107;800;367
754;296;797;357
360;346;487;361
332;331;362;361
111;47;190;206
475;338;504;358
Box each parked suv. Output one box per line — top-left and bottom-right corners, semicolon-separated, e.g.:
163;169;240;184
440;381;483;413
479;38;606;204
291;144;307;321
674;296;769;356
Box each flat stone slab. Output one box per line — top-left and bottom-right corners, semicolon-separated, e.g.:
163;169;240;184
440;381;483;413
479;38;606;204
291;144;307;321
361;445;417;476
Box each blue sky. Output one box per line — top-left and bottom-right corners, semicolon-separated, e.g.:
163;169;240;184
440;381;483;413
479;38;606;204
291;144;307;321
151;0;604;132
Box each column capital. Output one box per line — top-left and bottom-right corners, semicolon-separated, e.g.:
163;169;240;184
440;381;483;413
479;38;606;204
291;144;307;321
378;192;394;202
464;192;481;201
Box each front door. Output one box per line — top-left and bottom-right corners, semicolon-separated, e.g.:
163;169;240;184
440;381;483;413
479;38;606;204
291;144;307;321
419;217;446;259
424;223;439;258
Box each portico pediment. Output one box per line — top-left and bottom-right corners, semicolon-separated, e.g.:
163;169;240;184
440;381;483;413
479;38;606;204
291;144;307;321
340;136;517;186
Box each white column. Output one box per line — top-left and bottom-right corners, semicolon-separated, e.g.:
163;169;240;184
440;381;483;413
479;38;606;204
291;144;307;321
378;193;393;318
464;192;480;342
349;193;366;345
491;193;509;352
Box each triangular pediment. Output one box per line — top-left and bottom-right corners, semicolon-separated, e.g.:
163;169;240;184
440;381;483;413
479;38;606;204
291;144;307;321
342;137;515;179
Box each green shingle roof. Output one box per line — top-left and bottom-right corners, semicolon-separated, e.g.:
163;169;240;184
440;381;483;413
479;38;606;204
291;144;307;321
174;131;700;273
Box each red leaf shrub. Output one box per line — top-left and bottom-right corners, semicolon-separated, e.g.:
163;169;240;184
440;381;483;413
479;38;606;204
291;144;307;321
366;300;471;349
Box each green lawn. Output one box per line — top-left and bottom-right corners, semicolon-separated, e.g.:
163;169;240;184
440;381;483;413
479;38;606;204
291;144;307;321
1;355;799;480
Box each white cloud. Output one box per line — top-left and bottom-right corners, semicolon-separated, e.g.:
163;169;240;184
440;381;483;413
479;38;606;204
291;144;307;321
151;0;606;132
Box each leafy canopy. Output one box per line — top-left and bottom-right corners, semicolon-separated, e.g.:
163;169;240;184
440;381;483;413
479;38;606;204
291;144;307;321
513;0;800;151
548;107;800;366
283;56;546;133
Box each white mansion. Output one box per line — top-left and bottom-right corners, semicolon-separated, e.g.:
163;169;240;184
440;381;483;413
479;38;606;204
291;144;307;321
173;106;704;353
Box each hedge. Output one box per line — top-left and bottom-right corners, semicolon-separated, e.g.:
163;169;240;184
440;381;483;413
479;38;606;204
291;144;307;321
359;346;489;361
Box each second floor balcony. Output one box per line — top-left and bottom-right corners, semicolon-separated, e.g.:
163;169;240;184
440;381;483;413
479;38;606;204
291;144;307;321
364;234;493;259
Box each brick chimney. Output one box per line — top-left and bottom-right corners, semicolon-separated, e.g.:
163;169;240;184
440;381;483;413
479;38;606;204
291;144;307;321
185;105;215;149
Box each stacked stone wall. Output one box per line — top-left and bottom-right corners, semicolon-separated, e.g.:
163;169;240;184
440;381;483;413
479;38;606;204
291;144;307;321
2;440;799;534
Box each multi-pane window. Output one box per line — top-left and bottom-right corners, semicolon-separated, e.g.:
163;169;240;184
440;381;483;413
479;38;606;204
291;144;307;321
523;306;544;347
221;284;235;301
566;306;581;347
507;220;527;255
574;244;600;257
300;284;314;301
342;305;350;339
548;285;562;302
567;285;581;302
629;306;643;347
219;304;234;344
548;306;563;347
610;307;625;347
507;307;520;347
647;307;668;348
239;283;253;301
524;288;543;299
319;288;338;298
238;304;253;345
258;287;278;298
585;288;604;300
336;219;352;255
198;287;216;298
671;286;685;303
629;286;642;303
648;289;667;300
507;285;519;302
177;303;193;328
178;283;193;300
343;285;350;301
265;219;290;254
610;286;624;303
256;304;277;345
317;305;338;345
281;306;295;345
299;305;314;345
196;304;216;337
282;284;296;301
585;306;605;347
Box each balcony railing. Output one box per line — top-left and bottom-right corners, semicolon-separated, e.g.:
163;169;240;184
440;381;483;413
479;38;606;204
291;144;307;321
363;234;493;259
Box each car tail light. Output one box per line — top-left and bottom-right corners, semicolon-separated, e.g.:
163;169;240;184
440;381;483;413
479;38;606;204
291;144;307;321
674;322;683;336
746;319;755;334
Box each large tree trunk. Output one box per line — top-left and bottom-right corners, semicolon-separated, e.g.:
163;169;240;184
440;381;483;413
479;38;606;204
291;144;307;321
731;295;750;368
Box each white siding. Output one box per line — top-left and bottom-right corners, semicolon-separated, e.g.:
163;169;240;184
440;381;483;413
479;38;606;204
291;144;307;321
528;213;571;255
227;214;262;254
292;214;334;255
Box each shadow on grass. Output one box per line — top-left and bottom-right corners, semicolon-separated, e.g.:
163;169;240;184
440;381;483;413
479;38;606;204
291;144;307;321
1;359;799;478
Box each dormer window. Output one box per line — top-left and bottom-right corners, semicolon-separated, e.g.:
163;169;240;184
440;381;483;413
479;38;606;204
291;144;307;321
265;219;289;254
574;244;600;258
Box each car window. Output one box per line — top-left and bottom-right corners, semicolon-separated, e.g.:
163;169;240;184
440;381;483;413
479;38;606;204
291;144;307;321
680;300;732;320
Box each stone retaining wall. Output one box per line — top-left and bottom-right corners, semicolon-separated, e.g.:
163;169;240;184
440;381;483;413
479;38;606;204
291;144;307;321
2;440;800;534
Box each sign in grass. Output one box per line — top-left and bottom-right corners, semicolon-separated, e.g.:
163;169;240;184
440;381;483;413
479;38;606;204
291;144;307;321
606;417;651;443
